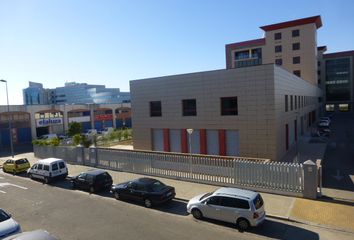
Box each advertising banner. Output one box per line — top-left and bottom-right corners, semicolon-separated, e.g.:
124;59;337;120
36;118;63;127
68;116;91;123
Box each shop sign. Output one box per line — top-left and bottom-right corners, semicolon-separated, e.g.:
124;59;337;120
68;116;91;123
36;118;63;127
95;114;113;121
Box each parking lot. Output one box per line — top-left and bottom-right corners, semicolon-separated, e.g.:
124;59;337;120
1;167;354;240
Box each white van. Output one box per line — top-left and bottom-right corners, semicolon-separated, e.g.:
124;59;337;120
27;158;68;184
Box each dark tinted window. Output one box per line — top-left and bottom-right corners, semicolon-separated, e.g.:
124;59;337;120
253;194;264;209
275;59;282;65
150;180;166;192
293;57;300;64
235;199;250;209
136;183;147;191
59;162;65;169
292;42;300;50
150;101;162;117
182;99;197;116
0;210;10;222
86;174;94;183
38;164;43;170
292;29;300;37
78;173;87;180
52;163;58;171
285;95;288;112
221;97;238;115
206;196;221;205
293;70;301;77
220;197;238;208
43;165;49;171
274;32;281;40
275;45;282;53
15;159;28;164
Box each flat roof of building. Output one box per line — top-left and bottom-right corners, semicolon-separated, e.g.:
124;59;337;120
260;15;322;31
323;50;354;59
225;38;266;50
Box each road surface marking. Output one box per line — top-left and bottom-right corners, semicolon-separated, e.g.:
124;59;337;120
0;182;28;190
0;190;6;193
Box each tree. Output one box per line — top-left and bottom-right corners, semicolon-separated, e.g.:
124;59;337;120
68;122;82;137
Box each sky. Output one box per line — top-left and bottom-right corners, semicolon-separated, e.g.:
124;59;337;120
1;0;354;105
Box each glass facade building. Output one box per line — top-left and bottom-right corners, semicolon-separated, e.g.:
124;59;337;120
23;82;130;105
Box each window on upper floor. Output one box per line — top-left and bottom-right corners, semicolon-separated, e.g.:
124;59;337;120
275;45;282;53
182;99;197;116
292;29;300;37
275;59;283;66
292;43;300;51
285;95;288;112
235;50;249;60
221;97;238;116
274;32;282;40
293;57;300;64
290;95;293;111
293;70;301;77
150;101;162;117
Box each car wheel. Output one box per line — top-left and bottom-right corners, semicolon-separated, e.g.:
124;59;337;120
44;177;49;184
71;182;76;189
237;218;250;231
114;192;120;200
89;186;95;193
28;173;32;179
191;209;203;219
144;198;152;208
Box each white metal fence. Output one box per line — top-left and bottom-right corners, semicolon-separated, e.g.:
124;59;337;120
34;145;305;197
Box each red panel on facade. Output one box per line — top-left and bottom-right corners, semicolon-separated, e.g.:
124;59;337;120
260;15;322;31
226;38;266;50
323;50;354;59
94;114;113;121
219;129;226;156
163;129;170;152
181;129;188;153
200;129;207;154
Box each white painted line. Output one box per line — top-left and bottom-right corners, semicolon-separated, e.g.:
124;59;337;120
0;190;6;193
0;183;28;190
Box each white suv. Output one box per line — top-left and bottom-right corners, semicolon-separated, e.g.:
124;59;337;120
187;187;265;231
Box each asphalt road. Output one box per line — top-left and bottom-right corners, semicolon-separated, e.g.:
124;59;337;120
0;171;353;240
322;113;354;192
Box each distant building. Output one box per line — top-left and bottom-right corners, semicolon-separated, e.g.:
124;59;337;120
23;82;49;105
23;81;130;105
319;50;354;112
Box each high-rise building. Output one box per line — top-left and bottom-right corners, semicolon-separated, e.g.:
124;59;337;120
23;82;130;105
226;16;322;85
22;82;49;105
319;51;354;112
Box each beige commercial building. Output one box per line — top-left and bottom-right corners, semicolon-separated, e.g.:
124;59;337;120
130;16;325;161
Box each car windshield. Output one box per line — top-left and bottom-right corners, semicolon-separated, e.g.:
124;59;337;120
253;194;264;209
150;180;166;192
0;210;10;222
16;159;27;164
199;192;214;201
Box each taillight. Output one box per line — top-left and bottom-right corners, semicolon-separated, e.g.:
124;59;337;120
253;212;259;219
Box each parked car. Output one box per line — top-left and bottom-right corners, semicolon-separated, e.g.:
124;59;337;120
317;120;330;127
2;230;58;240
27;158;68;184
37;134;58;140
2;158;30;175
110;178;176;208
71;169;113;193
0;209;21;239
186;187;265;231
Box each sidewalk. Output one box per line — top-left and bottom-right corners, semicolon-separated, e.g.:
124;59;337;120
1;152;353;233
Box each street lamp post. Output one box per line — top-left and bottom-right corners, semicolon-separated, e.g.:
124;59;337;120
186;128;193;176
0;79;14;158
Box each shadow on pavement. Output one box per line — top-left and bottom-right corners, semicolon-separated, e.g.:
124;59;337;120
195;217;319;240
48;178;188;216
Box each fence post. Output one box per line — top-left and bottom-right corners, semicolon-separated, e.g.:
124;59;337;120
302;160;318;199
89;146;98;167
76;145;84;164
